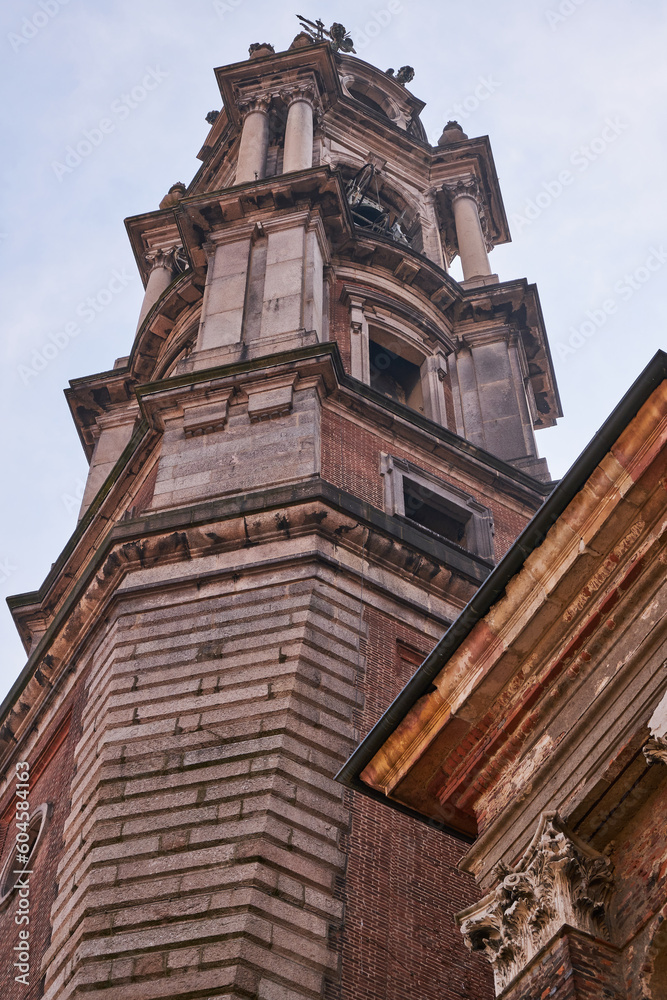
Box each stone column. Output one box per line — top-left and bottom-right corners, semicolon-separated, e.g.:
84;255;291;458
282;85;316;174
135;246;184;333
446;178;493;281
235;95;271;184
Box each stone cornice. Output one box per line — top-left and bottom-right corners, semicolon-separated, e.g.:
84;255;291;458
214;41;340;128
1;478;487;771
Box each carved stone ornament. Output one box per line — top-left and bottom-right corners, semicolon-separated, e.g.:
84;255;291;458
236;93;272;118
145;245;188;275
456;813;614;995
644;689;667;765
644;734;667;766
280;82;317;109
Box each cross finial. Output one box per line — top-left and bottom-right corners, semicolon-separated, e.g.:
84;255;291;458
296;14;356;53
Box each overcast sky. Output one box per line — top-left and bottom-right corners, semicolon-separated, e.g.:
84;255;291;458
0;0;665;702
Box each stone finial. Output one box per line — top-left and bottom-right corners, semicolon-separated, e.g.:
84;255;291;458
205;110;220;125
290;31;314;49
249;42;275;58
438;120;469;145
386;66;415;85
456;813;614;995
158;183;187;210
395;65;415;85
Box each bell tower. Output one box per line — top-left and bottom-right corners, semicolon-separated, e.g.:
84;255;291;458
1;20;560;1000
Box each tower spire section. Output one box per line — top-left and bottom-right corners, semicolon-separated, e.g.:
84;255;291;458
1;28;561;1000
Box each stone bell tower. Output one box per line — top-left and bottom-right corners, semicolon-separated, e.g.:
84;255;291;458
1;20;559;1000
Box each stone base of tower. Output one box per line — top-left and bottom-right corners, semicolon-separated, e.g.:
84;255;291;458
35;517;489;1000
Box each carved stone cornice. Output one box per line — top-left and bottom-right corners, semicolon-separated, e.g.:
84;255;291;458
456;813;614;995
145;245;188;274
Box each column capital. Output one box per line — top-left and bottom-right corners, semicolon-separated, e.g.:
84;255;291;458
456;813;614;995
443;174;482;203
280;82;318;109
145;245;187;274
236;92;272;119
443;176;495;255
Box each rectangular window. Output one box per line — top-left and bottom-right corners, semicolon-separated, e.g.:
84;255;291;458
381;454;494;561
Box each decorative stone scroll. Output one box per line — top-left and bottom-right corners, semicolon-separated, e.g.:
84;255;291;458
456;813;614;995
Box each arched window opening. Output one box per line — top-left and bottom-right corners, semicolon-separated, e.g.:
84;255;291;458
369;338;423;412
345;164;415;247
368;327;425;414
348;87;388;118
0;803;50;909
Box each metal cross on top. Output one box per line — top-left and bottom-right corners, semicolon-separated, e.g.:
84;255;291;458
296;14;356;53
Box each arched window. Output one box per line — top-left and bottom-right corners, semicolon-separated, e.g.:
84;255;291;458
347;295;451;428
0;803;50;909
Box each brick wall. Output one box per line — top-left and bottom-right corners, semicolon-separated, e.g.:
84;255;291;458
321;405;537;562
0;686;84;1000
502;931;623;1000
339;607;493;1000
610;777;667;999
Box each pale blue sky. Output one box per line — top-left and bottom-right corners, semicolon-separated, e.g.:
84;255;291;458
1;0;666;700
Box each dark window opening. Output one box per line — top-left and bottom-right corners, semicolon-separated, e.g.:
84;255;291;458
403;479;470;548
369;339;423;411
348;88;388;118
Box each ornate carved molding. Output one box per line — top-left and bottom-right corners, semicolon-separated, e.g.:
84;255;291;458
456;813;614;995
645;690;667;765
